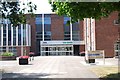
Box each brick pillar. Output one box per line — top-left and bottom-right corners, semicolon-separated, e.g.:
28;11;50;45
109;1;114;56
51;14;64;40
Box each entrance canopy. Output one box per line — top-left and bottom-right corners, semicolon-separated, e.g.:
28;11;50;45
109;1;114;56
40;41;84;56
40;41;84;45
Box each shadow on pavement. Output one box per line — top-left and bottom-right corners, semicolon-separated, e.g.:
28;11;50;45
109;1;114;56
1;73;100;80
99;73;120;80
2;73;60;78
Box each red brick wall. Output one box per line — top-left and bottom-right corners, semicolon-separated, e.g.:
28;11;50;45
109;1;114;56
51;14;64;40
29;16;36;54
79;45;85;52
95;12;118;57
79;21;84;41
16;46;30;56
79;20;85;53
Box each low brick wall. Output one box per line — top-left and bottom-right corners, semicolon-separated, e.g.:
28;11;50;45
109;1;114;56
0;56;16;60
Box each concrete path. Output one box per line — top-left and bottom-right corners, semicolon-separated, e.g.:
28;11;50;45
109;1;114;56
0;56;102;79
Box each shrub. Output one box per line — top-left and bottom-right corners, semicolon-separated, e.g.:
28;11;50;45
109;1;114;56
1;52;14;56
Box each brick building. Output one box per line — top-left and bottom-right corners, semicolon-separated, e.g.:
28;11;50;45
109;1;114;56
0;12;119;57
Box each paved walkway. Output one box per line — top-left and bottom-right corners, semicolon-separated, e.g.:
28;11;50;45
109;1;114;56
0;56;118;79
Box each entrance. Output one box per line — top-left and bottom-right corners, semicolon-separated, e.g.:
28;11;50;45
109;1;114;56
41;45;73;56
74;45;80;56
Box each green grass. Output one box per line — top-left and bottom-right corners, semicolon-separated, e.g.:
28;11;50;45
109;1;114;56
90;66;119;78
1;52;14;56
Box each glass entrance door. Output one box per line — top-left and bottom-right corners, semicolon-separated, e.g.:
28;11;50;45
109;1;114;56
41;45;73;56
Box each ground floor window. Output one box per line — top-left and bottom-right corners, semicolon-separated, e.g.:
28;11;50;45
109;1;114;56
0;47;17;56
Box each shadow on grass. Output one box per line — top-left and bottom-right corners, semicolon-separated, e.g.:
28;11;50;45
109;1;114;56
99;73;120;80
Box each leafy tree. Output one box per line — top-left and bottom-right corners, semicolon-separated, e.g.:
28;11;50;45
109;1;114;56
49;1;120;22
0;0;37;26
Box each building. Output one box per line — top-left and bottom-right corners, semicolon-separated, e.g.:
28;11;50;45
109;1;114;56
0;19;31;56
29;14;85;56
0;12;119;57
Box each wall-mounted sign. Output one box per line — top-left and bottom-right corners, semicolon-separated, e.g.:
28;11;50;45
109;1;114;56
63;42;73;44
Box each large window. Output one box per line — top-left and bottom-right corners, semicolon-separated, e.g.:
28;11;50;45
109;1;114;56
64;32;70;40
0;47;2;53
44;14;51;40
44;17;51;24
3;24;6;45
44;31;51;40
18;25;21;45
64;17;70;24
35;14;52;55
0;27;1;46
35;15;42;24
0;47;17;55
64;17;80;41
35;14;43;55
72;31;80;40
13;27;16;45
36;24;42;32
8;24;11;45
72;22;80;41
35;14;43;40
23;24;26;45
64;17;70;40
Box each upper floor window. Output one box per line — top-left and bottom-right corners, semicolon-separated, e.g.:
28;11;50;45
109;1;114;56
64;17;70;24
0;18;11;24
44;17;51;24
35;15;42;24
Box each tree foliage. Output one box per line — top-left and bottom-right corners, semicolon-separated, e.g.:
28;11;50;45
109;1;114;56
0;0;37;26
49;1;120;22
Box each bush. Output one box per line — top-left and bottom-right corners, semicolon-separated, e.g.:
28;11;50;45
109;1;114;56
1;52;14;56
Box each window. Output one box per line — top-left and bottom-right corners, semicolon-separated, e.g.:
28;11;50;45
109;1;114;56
35;15;42;24
44;15;51;40
8;47;17;56
44;31;51;40
23;24;26;45
8;24;11;45
36;24;42;32
64;17;70;24
44;17;51;24
44;24;51;31
13;27;16;45
0;47;2;53
64;17;70;40
18;25;21;45
3;47;6;52
72;22;80;41
0;27;1;45
0;19;11;24
72;23;79;31
64;32;70;40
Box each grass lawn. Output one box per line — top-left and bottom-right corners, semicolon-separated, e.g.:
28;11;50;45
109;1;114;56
90;66;119;78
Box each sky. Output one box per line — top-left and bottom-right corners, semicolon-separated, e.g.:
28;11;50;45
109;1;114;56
19;0;54;14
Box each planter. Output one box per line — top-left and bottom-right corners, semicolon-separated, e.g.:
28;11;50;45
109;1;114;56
19;56;29;65
0;56;16;61
88;59;95;63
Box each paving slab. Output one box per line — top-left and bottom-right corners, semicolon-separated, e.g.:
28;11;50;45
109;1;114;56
0;56;110;79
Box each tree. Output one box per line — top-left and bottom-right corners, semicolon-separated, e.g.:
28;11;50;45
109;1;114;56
0;0;37;26
49;1;120;22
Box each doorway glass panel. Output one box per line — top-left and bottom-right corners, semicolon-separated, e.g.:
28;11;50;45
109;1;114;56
41;45;73;56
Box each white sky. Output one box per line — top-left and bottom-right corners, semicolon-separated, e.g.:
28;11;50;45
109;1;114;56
19;0;54;14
